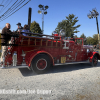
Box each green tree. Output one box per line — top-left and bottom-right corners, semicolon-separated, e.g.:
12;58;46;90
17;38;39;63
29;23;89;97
30;21;42;34
85;34;98;45
55;20;67;33
86;37;94;45
55;14;81;37
92;34;98;45
80;33;87;45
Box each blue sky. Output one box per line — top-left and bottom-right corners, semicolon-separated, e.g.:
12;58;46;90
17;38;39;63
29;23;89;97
0;0;100;38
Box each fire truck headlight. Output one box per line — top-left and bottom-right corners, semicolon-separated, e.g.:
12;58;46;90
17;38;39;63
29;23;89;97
87;49;90;53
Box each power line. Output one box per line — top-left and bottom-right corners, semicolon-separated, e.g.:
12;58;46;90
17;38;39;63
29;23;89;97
0;0;31;22
0;0;31;21
0;0;5;9
6;0;26;15
0;0;26;18
0;0;18;16
0;0;11;13
0;0;26;20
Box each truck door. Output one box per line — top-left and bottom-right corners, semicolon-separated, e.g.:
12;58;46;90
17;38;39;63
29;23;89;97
61;40;76;63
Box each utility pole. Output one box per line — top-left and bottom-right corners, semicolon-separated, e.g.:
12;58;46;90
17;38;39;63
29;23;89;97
28;8;32;31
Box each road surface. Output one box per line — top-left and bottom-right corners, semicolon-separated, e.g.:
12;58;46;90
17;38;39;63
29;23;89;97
0;61;100;100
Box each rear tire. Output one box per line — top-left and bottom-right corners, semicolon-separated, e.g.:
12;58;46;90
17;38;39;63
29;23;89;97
91;55;98;67
31;54;50;74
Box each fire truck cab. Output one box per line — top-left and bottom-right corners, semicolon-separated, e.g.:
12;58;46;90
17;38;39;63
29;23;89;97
1;31;100;74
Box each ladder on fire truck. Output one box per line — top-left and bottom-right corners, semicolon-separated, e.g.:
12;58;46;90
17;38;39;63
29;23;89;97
18;34;63;48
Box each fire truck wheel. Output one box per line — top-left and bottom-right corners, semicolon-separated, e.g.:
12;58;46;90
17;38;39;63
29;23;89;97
91;55;98;67
31;54;50;74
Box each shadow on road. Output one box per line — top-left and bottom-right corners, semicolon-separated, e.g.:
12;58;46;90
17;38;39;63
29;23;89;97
19;62;100;77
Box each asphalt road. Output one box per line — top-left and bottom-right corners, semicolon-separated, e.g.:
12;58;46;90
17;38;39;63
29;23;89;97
0;61;100;100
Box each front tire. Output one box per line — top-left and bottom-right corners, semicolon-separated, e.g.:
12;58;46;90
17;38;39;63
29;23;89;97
31;54;50;74
91;55;98;67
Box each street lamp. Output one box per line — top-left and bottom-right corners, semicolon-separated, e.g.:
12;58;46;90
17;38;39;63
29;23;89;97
87;8;99;43
38;4;49;34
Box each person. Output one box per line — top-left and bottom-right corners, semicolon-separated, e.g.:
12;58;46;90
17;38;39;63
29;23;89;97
21;25;29;36
16;22;23;32
1;23;12;68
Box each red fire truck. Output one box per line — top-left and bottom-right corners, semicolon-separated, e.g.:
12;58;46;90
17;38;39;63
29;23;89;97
1;31;100;74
